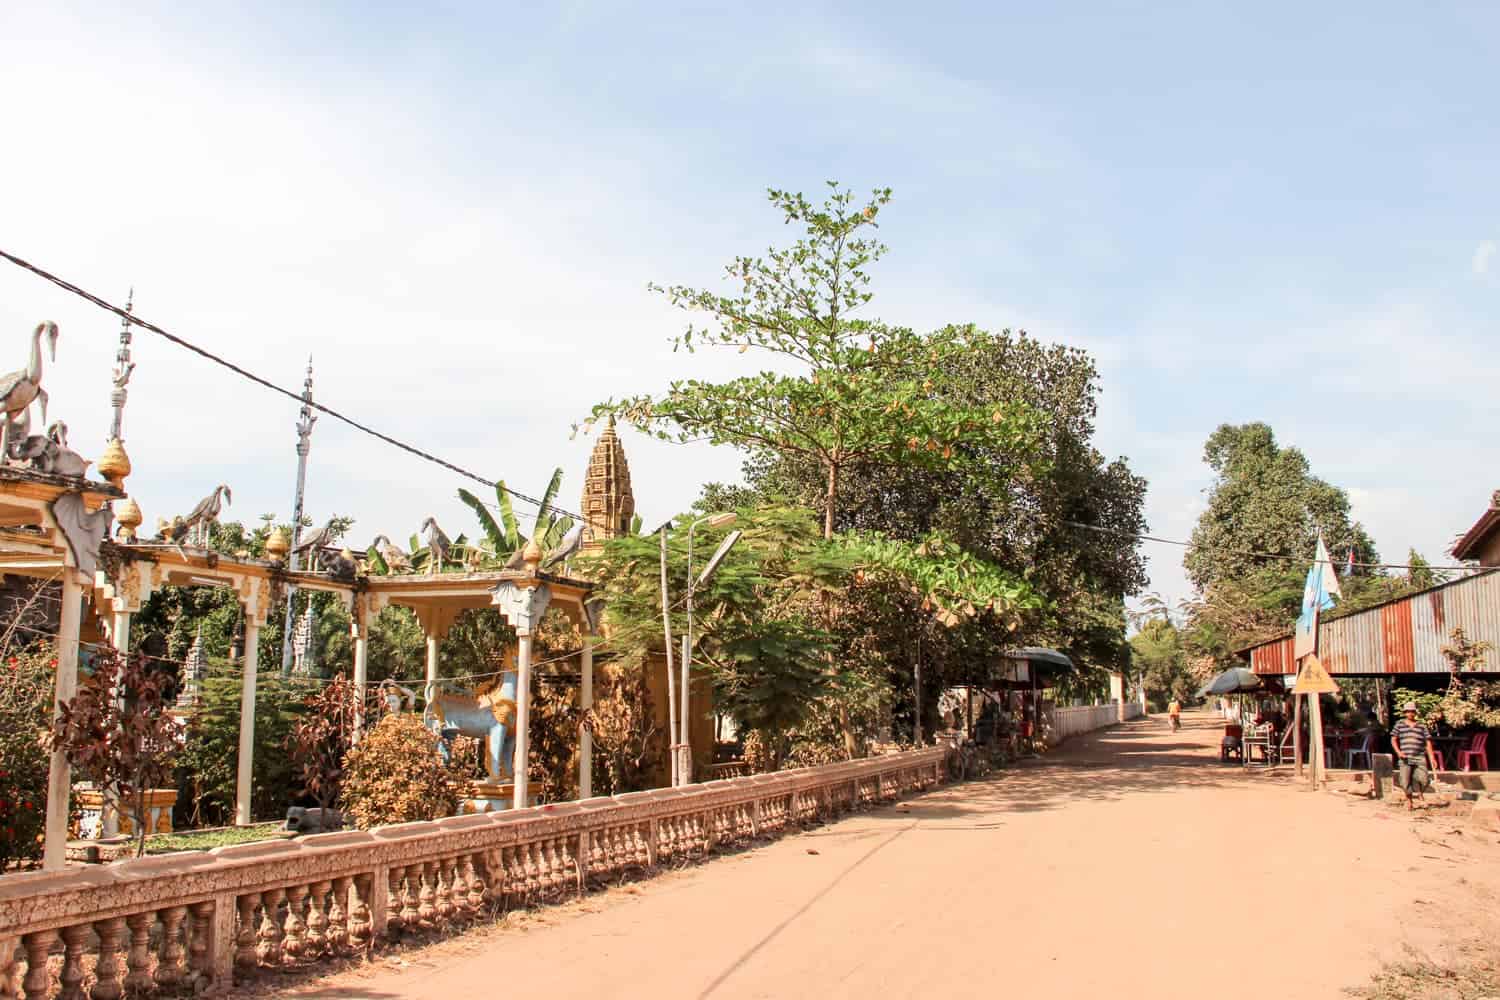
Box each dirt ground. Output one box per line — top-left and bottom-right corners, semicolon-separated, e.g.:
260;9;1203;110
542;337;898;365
237;712;1500;1000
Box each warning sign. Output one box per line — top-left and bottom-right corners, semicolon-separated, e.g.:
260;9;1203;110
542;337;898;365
1293;653;1340;694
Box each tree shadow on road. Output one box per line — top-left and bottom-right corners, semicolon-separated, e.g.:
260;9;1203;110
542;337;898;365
865;715;1291;820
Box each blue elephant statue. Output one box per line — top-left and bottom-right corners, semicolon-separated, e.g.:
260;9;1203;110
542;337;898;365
424;670;517;782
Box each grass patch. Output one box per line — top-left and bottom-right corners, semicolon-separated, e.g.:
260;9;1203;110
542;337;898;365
1347;955;1500;999
145;823;285;854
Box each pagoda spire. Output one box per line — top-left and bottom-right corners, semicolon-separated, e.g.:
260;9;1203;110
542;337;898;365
580;415;636;547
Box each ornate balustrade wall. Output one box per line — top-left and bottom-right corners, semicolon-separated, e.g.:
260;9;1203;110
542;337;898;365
0;747;948;998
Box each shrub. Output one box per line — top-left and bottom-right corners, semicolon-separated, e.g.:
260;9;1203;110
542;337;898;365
341;714;470;829
0;646;52;870
51;650;183;858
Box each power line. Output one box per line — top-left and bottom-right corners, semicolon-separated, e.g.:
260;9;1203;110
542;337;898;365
0;248;586;523
1060;520;1479;572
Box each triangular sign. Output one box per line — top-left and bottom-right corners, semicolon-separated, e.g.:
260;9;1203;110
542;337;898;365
1294;653;1340;694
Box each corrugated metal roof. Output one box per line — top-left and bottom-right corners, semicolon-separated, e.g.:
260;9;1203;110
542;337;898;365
1242;569;1500;676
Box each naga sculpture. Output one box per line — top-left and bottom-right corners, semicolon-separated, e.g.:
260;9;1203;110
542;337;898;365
0;321;58;461
424;671;518;782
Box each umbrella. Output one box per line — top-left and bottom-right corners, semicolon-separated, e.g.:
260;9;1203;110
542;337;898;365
1197;667;1263;698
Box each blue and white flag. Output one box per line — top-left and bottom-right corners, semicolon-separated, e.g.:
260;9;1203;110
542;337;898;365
1294;535;1343;658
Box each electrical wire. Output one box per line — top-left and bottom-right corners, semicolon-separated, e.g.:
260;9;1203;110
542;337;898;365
0;248;586;522
1059;520;1480;573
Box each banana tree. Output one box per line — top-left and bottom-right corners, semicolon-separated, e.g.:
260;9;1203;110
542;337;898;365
457;467;575;566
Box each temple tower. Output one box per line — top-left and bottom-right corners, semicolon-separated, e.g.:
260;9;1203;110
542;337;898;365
580;416;636;548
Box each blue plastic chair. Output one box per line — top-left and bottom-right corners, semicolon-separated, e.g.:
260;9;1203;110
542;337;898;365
1347;732;1375;770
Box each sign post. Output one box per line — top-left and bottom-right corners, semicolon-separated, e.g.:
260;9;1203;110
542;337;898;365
1294;653;1339;787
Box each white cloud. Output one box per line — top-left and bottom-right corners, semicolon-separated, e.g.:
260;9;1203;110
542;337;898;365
1474;240;1497;275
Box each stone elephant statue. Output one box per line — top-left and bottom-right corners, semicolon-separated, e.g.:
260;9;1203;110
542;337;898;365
424;670;517;782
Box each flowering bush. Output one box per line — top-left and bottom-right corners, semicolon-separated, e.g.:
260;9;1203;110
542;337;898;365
0;647;52;870
340;714;471;829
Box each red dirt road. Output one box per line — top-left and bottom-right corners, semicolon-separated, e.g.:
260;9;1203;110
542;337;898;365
264;713;1500;1000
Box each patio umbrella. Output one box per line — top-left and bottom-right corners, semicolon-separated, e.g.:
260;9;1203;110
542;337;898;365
1197;667;1263;698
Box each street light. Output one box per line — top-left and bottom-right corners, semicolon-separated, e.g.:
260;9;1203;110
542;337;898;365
681;512;740;784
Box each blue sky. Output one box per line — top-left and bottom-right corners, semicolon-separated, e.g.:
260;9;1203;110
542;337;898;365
2;3;1497;610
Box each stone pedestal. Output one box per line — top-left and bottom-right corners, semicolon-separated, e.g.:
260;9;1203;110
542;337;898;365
459;781;539;814
74;787;178;839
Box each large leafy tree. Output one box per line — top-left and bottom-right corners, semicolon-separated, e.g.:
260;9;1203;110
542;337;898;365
743;329;1147;676
586;183;1046;539
1185;423;1377;593
1180;423;1385;658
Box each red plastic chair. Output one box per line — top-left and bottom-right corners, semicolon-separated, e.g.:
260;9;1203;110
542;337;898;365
1457;733;1489;772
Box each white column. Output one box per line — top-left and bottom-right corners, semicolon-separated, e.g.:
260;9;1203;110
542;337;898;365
235;619;261;826
424;632;440;709
43;573;85;870
103;609;132;839
579;635;593;799
513;631;533;809
352;604;369;744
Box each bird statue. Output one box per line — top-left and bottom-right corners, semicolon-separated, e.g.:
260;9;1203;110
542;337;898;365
0;322;58;460
542;523;586;574
371;534;412;573
502;544;530;571
293;518;341;570
421;517;451;574
182;484;232;547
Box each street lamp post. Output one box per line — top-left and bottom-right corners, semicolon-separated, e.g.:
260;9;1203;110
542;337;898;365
681;512;740;785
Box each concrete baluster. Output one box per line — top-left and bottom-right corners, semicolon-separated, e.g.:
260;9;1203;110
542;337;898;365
434;861;454;923
89;918;126;1000
282;885;308;962
188;901;215;980
56;924;89;1000
385;869;406;938
306;882;330;955
400;866;422;930
417;862;437;929
123;912;154;993
21;929;57;1000
328;877;351;953
350;876;373;950
155;905;188;986
235;894;261;970
256;888;285;966
467;853;488;911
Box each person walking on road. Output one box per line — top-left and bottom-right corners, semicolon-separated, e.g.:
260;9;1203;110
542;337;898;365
1168;698;1182;731
1390;701;1439;809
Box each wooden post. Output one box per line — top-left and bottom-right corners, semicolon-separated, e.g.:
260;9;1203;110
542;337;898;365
1308;691;1325;788
1293;693;1304;779
43;572;85;870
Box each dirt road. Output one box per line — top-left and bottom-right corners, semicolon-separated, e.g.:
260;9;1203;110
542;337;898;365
262;713;1500;999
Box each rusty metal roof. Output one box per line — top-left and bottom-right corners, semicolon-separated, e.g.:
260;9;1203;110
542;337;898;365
1239;569;1500;676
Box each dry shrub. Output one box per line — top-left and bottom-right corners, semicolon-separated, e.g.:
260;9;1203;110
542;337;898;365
341;714;472;829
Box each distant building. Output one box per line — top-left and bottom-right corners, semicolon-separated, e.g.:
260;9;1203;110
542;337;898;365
1452;489;1500;567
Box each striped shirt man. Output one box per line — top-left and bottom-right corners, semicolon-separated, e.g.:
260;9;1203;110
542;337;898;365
1391;719;1431;761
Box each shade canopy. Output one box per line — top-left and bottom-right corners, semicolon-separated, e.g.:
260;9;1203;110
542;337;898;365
1197;667;1264;697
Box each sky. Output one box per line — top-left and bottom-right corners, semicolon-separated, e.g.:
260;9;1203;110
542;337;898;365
2;3;1497;613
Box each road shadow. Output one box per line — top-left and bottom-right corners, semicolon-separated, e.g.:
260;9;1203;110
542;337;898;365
859;713;1288;820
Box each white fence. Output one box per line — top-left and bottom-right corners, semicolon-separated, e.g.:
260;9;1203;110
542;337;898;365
1047;702;1142;743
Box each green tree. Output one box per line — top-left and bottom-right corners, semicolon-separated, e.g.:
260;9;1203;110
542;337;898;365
0;644;52;870
1185;423;1378;593
587;183;1045;540
1130;616;1196;710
